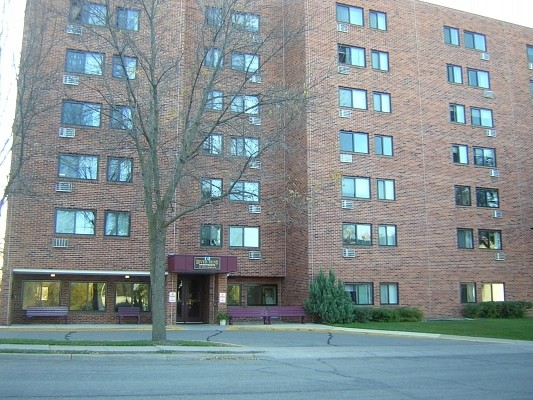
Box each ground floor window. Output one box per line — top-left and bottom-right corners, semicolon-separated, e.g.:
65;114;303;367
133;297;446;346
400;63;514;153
247;285;277;306
115;282;150;311
345;283;373;305
380;282;399;305
22;280;61;309
481;283;504;302
460;282;476;303
227;284;241;305
69;282;106;311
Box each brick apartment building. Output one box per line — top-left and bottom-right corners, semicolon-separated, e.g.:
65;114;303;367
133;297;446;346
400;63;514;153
1;0;532;325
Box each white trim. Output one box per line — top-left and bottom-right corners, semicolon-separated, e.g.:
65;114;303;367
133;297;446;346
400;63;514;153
12;268;151;276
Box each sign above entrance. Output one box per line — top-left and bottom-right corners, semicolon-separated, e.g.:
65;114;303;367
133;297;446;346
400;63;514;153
194;256;220;270
167;254;237;274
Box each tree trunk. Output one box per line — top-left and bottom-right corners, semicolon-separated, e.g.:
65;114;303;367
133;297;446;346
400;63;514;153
149;221;168;341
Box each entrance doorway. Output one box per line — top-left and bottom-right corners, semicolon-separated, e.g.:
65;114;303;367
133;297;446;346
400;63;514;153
176;276;208;323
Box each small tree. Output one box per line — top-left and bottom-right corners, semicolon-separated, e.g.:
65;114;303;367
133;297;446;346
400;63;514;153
304;269;354;324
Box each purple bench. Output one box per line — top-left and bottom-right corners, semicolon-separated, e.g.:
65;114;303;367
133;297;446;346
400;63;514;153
267;306;306;323
26;306;68;324
117;307;141;324
228;307;269;325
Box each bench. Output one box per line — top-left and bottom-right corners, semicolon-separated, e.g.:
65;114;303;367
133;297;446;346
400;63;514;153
26;306;68;324
267;306;307;324
116;307;141;324
228;307;269;325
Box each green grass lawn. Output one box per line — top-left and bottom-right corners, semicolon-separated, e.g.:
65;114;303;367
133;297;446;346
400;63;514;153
336;318;533;341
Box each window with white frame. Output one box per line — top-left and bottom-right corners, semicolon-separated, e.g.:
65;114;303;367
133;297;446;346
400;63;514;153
200;224;222;247
116;7;139;31
73;2;107;26
338;44;365;67
201;178;222;199
55;209;96;235
342;223;372;246
203;134;223;155
230;95;259;114
336;4;364;26
443;26;460;45
371;50;389;71
373;92;391;113
446;64;462;84
455;185;471;206
230;137;259;157
464;31;486;51
206;90;223;110
449;103;466;124
112;55;137;79
204;48;222;68
478;229;501;249
377;179;395;201
475;188;499;208
481;283;504;302
231;11;260;32
66;50;104;75
375;135;393;156
340;131;368;154
339;87;367;109
110;106;133;130
58;154;98;180
104;211;130;237
229;226;259;247
457;228;474;249
62;101;102;127
378;225;396;246
460;283;476;303
231;52;259;73
107;157;132;183
345;283;373;305
452;144;468;164
205;7;222;26
380;283;398;305
342;176;370;199
369;10;387;30
229;181;260;202
470;107;493;127
467;68;490;88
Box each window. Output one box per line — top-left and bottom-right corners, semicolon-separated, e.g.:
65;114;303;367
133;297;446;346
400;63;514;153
528;45;533;62
380;283;399;305
460;283;476;303
203;134;222;155
231;12;260;32
231;52;259;73
464;31;486;51
205;7;222;26
22;281;61;309
449;103;466;124
530;80;533;98
104;211;130;237
369;10;387;30
204;48;222;68
58;154;98;180
345;283;373;305
229;181;259;202
62;101;101;127
55;209;96;235
481;283;504;302
340;131;368;154
116;7;139;31
443;26;460;45
115;282;150;311
69;282;106;311
371;50;389;71
110;106;133;130
467;69;490;88
230;95;259;114
336;4;363;26
452;144;468;164
339;87;367;109
377;179;395;201
446;64;462;84
200;224;222;247
454;185;471;206
201;178;222;199
342;176;370;199
457;228;474;249
378;225;396;246
66;50;103;76
473;147;496;167
471;107;493;127
338;45;365;67
247;285;277;306
112;55;137;79
342;223;371;246
375;135;393;156
107;157;132;183
478;229;502;249
230;137;259;157
476;188;499;208
227;284;241;306
206;90;223;110
373;92;391;113
229;226;259;247
73;2;107;26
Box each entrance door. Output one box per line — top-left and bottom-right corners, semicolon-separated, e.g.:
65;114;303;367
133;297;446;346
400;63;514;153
176;276;206;323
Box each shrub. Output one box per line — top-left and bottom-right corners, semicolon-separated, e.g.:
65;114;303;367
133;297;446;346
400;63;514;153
462;304;481;318
370;308;399;322
397;307;424;322
304;269;354;324
353;307;372;323
462;301;533;319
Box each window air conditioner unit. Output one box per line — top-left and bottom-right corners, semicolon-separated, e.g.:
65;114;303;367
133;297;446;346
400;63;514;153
485;129;496;137
249;74;262;83
482;89;494;98
66;24;83;35
56;182;73;192
53;237;70;248
337;23;349;33
249;160;262;169
480;52;490;61
248;251;262;260
342;248;356;258
339;109;352;118
338;65;350;74
63;75;80;85
489;169;500;177
495;252;506;261
492;210;503;218
249;116;261;125
58;127;76;138
528;62;533;70
248;204;262;214
341;200;354;209
340;153;353;163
